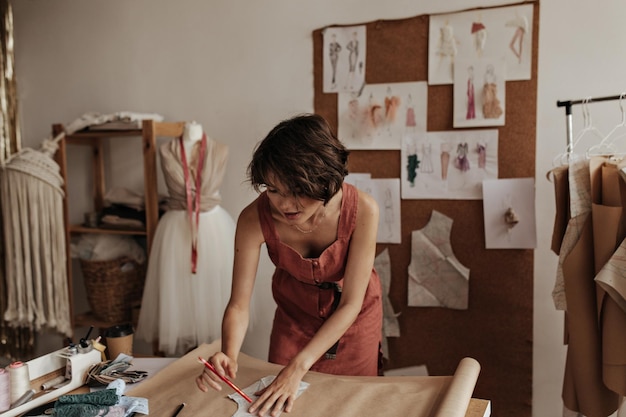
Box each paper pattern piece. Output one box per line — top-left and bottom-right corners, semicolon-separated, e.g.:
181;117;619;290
353;177;402;243
228;376;309;417
596;239;626;313
401;130;498;200
428;3;534;85
338;81;427;150
408;210;470;309
322;26;366;93
482;178;536;249
374;248;401;360
127;341;482;417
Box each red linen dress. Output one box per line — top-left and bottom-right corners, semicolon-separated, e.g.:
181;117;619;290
258;183;383;376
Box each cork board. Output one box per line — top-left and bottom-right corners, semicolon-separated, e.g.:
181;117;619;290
313;3;539;417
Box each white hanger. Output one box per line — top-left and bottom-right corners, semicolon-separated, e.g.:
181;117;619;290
583;97;615;157
595;93;626;157
552;98;594;167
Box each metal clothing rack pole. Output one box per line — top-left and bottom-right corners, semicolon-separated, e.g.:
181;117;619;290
557;94;626;152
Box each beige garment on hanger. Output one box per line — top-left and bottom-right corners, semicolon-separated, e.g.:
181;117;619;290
550;165;570;256
590;158;626;396
561;158;621;417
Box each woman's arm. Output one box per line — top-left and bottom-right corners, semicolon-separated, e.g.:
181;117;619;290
196;198;264;390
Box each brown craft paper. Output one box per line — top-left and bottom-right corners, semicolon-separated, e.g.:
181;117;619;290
127;341;482;417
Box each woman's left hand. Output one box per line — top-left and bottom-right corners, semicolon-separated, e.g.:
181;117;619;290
248;364;306;416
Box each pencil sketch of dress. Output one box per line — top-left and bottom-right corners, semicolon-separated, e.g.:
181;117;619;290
346;32;359;89
437;22;457;63
482;65;503;119
136;136;235;355
466;66;476;120
328;35;341;89
420;143;434;174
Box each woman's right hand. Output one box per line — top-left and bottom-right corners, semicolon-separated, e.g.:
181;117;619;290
195;351;238;393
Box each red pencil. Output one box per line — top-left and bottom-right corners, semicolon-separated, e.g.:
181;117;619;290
198;357;253;403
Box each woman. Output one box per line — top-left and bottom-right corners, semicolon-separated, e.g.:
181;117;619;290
196;113;382;416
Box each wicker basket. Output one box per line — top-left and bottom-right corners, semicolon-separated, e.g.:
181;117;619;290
79;257;146;323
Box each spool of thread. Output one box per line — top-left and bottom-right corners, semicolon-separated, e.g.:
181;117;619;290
41;375;67;391
8;361;30;404
10;388;34;409
0;368;10;412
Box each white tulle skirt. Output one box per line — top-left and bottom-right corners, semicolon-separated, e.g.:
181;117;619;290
136;205;235;355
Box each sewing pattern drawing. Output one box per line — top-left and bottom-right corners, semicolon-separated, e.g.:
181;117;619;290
228;376;310;417
407;210;470;310
136;135;236;355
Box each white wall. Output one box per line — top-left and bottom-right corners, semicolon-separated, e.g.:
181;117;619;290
11;1;626;416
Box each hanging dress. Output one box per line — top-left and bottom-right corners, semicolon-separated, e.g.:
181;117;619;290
258;182;382;376
136;135;235;356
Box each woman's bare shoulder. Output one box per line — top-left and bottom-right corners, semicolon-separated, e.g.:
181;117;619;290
355;188;379;217
237;196;262;226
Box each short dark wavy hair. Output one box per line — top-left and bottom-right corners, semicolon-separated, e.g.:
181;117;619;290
247;113;349;204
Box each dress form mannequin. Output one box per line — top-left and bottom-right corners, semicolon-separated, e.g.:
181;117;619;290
136;122;236;355
183;121;204;157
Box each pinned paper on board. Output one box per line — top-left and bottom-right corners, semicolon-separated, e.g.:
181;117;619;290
482;178;536;249
322;25;367;94
401;130;498;200
351;177;402;244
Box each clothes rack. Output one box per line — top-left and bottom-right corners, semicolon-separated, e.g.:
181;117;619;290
557;94;626;152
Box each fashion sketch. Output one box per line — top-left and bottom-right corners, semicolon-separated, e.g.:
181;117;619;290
405;93;417;133
506;13;528;64
453;57;505;127
346;31;359;89
406;136;419;186
482;64;503;119
471;20;487;57
328;34;341;89
338;81;427;150
435;20;458;80
429;4;533;84
322;25;366;93
401;130;498;200
466;66;476;120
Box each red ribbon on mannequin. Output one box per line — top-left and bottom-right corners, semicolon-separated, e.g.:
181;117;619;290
179;133;207;274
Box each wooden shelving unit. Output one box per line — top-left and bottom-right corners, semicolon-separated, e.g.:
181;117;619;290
53;120;185;334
